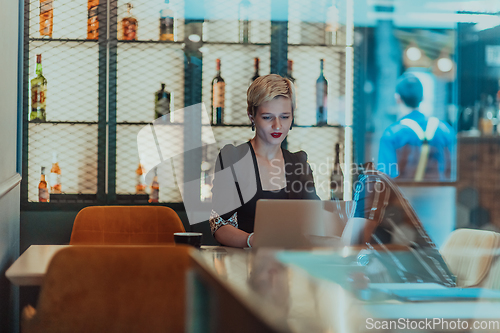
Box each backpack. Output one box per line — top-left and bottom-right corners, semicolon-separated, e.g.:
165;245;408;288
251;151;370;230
400;117;439;181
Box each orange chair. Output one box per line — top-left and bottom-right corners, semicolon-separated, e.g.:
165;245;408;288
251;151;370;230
21;245;192;333
70;206;185;245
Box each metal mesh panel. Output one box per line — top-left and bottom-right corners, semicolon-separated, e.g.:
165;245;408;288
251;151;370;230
288;46;346;126
24;0;352;205
201;45;271;125
28;123;98;202
287;127;344;200
26;0;99;203
116;124;183;202
116;44;185;123
116;0;185;42
28;41;99;122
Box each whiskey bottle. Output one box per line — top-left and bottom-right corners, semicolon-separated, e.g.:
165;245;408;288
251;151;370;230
159;0;175;41
121;3;138;40
316;59;328;126
30;54;47;122
135;162;147;194
330;143;343;200
155;83;171;122
149;168;159;203
87;0;99;39
251;57;260;82
40;0;53;37
211;59;225;125
38;167;49;202
50;152;62;193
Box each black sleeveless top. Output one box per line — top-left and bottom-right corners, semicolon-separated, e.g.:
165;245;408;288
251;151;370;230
211;142;319;233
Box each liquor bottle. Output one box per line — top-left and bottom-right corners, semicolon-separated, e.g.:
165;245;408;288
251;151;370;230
480;95;495;135
325;0;339;45
159;0;175;41
316;59;328;126
30;54;47;122
330;143;343;200
286;60;295;83
135;162;147;194
87;0;99;40
50;152;62;193
121;3;138;41
40;0;54;37
149;168;159;203
154;83;171;122
238;0;251;43
251;58;260;82
38;167;49;202
211;59;225;125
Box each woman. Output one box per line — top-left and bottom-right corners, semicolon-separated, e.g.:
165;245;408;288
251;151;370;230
209;74;320;248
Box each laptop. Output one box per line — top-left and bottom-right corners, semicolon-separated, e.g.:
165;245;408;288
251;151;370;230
253;200;359;249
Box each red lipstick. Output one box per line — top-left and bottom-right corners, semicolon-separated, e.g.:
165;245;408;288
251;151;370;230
271;132;282;138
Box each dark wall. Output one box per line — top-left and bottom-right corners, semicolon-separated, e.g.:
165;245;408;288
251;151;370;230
458;23;500;108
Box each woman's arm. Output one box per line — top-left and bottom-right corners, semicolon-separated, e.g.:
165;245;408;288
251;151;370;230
214;225;253;248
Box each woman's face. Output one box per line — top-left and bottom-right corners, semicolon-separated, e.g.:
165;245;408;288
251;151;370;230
252;97;293;146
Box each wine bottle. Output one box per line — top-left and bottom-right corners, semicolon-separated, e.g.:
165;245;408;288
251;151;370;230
38;167;49;202
40;0;53;37
238;0;251;43
135;163;147;194
87;0;99;40
325;0;339;45
50;152;62;194
211;59;225;125
30;54;47;122
286;60;295;83
251;57;260;82
330;143;343;200
316;59;328;126
149;168;159;203
159;0;175;41
154;83;171;122
121;3;138;40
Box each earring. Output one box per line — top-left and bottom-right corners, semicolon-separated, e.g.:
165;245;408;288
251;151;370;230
251;122;255;131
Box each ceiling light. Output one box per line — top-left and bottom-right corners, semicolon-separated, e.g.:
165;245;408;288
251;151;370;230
406;47;422;61
437;58;453;72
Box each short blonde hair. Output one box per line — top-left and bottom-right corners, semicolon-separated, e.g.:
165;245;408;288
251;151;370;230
247;74;296;117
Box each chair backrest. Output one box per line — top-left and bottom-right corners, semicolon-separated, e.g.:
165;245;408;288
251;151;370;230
440;228;500;287
22;246;192;333
70;206;185;245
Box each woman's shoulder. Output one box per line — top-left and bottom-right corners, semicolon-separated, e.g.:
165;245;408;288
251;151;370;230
217;141;253;168
283;148;308;164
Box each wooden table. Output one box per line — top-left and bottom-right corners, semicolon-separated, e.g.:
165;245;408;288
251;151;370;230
7;245;500;332
6;245;70;286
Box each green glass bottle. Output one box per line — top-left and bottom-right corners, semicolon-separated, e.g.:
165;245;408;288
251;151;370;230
30;54;47;122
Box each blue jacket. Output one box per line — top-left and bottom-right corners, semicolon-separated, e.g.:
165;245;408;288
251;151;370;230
378;110;455;181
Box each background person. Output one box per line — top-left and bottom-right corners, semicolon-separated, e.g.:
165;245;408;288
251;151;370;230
377;73;455;181
209;74;320;248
